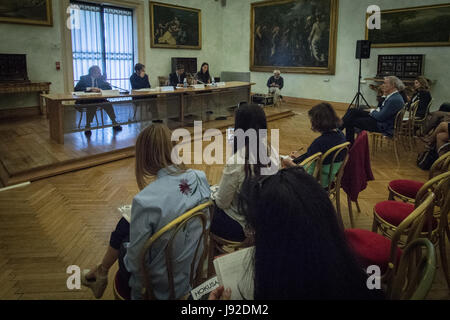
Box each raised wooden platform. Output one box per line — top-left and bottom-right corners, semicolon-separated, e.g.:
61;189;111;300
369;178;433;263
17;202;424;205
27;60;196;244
0;106;294;187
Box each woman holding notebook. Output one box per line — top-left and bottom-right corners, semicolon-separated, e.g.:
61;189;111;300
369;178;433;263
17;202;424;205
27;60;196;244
210;167;384;300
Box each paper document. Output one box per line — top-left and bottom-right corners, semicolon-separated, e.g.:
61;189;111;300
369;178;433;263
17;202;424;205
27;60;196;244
213;246;254;300
117;205;132;223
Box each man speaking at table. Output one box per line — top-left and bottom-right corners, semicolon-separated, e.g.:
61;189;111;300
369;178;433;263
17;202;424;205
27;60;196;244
74;65;122;136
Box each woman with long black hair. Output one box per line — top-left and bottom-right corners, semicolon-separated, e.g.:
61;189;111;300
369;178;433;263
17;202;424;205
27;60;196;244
211;167;385;300
195;62;212;84
210;103;279;242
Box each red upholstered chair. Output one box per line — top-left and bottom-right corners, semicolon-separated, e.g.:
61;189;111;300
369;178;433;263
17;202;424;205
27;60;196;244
388;151;450;203
373;171;450;289
346;192;436;285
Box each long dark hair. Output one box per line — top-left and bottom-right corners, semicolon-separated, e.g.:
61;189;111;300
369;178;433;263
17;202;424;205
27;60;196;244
198;62;211;82
233;103;270;179
239;167;385;300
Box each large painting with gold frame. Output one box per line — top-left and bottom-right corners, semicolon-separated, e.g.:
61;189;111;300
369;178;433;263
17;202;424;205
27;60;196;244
251;0;338;75
366;4;450;48
0;0;52;27
150;2;201;50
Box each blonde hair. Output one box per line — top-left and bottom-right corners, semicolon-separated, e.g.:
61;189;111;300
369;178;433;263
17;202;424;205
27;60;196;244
135;123;184;190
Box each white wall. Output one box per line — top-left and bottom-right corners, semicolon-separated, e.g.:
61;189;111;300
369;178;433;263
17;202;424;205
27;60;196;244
1;0;449;110
222;0;450;108
0;0;64;109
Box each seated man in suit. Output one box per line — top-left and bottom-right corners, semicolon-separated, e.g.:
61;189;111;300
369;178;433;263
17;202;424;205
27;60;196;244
169;64;186;88
267;70;284;105
74;66;122;136
342;76;405;144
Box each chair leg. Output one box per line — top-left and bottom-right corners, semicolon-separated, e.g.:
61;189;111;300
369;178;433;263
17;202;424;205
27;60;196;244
335;191;344;230
355;200;361;213
347;194;355;228
94;112;99;127
371;217;378;232
393;139;400;166
388;190;395;201
78;111;83;128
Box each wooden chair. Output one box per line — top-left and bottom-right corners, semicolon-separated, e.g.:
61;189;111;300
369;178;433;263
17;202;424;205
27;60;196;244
346;192;436;286
76;106;103;129
369;108;407;166
373;171;450;288
158;76;169;87
113;201;214;300
413;99;434;138
317;142;351;229
299;152;322;180
388;151;450;203
387;238;436;300
403;100;419;151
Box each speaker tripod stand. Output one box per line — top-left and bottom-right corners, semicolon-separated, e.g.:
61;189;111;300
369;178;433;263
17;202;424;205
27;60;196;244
348;58;370;110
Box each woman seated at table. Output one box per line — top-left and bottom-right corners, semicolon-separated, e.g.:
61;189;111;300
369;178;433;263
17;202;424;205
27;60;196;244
282;103;345;185
194;62;212;84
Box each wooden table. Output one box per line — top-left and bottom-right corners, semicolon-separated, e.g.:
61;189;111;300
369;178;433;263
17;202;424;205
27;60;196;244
0;82;51;115
42;81;254;144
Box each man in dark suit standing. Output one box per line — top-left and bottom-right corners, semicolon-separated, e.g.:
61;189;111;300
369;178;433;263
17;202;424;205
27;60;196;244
342;76;405;144
74;66;122;136
169;64;186;87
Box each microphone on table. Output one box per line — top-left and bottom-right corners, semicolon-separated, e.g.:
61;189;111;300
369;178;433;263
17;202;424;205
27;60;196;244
110;84;130;95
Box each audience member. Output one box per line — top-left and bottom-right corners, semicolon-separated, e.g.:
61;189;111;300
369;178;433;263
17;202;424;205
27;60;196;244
210;167;385;300
406;76;432;119
81;124;210;299
342;76;405;144
210;104;279;242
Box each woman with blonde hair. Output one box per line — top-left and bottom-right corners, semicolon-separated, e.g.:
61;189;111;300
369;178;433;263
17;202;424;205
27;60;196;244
81;123;210;299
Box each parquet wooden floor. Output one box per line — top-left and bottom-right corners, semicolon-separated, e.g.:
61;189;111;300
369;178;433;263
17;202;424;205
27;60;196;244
0;104;448;300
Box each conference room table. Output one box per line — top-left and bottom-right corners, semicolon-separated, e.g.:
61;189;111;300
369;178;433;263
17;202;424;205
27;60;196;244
42;81;254;144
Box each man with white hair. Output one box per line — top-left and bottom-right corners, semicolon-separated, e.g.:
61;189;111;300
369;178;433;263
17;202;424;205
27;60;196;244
267;70;284;105
342;76;405;144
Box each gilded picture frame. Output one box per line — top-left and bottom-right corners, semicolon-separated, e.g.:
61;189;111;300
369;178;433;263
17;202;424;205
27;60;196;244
0;0;53;27
150;1;202;50
365;4;450;48
250;0;339;75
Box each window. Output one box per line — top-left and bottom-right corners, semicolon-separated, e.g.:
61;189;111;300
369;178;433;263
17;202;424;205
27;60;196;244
71;1;135;91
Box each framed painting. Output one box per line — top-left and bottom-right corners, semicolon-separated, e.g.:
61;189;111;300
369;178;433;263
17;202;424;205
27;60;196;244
0;0;53;27
250;0;339;75
150;2;201;50
366;4;450;48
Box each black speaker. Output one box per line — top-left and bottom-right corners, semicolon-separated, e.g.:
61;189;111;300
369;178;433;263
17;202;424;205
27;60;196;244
356;40;371;59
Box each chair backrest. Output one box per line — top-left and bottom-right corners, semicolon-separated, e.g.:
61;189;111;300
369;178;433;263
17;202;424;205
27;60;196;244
139;201;213;300
299;152;322;180
415;171;450;215
318;142;351;190
387;192;436;275
388;238;436;300
429;151;450;179
393;108;407;139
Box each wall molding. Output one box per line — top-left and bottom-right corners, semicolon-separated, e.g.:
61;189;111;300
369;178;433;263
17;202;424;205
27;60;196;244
0;106;41;120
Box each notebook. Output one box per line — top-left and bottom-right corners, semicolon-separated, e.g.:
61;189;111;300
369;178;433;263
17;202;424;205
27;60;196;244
213;246;254;300
117;204;132;223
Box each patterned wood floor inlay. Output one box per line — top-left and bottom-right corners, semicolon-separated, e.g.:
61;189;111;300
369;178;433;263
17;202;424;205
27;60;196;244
0;104;448;300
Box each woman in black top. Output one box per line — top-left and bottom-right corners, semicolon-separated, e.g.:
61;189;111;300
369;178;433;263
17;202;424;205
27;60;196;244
130;63;151;90
195;62;211;84
282;103;346;167
407;76;432;119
